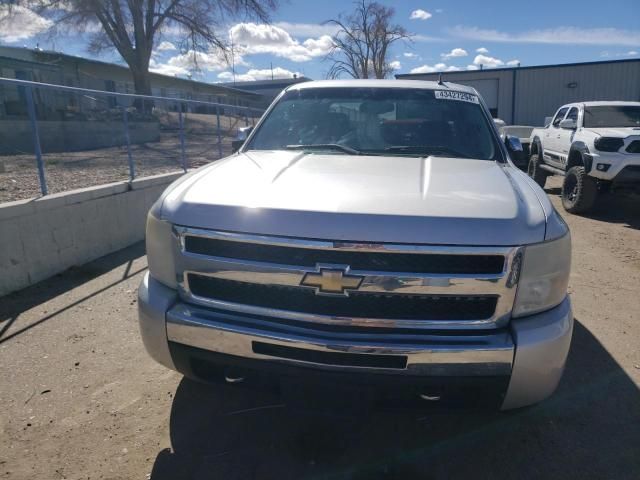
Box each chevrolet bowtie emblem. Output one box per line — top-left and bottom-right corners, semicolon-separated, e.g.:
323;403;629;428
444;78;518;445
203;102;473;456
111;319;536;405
300;268;363;295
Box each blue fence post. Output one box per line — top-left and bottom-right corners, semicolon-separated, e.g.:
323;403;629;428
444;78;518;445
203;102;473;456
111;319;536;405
216;105;223;158
24;85;48;195
122;107;135;180
178;102;187;171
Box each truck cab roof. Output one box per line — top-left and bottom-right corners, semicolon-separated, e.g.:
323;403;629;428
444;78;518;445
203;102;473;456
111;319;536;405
560;101;640;109
286;79;479;95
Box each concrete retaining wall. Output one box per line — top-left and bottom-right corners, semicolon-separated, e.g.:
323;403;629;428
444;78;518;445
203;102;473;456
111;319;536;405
0;171;182;297
0;119;160;154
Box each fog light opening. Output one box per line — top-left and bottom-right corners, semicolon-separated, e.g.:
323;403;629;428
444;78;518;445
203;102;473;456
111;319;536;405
596;163;611;172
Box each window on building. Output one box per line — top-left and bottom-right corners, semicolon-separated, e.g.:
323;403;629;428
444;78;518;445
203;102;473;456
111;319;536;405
105;80;117;107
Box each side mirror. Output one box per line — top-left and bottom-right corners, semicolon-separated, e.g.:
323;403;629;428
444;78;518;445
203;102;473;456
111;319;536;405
504;135;523;154
559;118;577;130
232;126;253;153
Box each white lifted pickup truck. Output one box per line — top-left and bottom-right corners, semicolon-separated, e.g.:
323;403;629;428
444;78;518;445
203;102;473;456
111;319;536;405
139;80;573;410
528;101;640;213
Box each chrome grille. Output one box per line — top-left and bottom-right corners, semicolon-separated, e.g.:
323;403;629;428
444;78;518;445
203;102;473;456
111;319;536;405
175;227;521;330
183;236;506;274
187;275;499;321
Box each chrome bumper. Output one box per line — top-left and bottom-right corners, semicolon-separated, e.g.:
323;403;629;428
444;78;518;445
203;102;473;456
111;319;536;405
138;273;573;410
165;302;515;377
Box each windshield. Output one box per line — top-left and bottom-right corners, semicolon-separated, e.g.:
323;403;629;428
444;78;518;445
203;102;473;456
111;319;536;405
247;87;499;160
583;105;640;128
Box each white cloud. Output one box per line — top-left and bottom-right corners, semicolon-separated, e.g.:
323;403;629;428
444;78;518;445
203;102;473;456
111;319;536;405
229;22;334;62
217;67;300;82
150;49;233;77
170;50;230;71
156;41;177;52
389;60;402;70
476;47;489;54
603;50;639;58
0;5;52;43
473;54;504;68
149;58;189;77
409;63;461;74
466;65;479;71
301;35;335;57
273;22;339;38
506;59;520;66
403;52;419;59
449;25;640;47
441;48;468;60
413;34;446;42
410;65;437;74
410;9;432;21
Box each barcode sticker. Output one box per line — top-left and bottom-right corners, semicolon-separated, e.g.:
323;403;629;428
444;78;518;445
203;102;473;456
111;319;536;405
434;90;479;103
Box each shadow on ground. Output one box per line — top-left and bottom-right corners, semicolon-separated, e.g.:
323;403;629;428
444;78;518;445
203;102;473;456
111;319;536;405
544;186;640;230
0;242;146;342
150;320;640;479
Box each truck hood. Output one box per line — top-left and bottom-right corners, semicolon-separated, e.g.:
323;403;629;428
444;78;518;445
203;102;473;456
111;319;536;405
161;151;548;246
585;127;640;137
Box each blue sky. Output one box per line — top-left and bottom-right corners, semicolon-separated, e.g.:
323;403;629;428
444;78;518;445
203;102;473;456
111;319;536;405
1;0;639;82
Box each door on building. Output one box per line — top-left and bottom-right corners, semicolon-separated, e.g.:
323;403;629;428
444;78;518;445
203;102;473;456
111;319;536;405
457;79;499;118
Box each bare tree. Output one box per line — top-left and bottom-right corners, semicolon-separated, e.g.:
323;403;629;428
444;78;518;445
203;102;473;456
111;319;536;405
7;0;277;95
324;0;410;79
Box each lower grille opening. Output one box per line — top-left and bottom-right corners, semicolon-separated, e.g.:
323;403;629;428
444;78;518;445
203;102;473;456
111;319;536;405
252;341;407;369
187;274;498;321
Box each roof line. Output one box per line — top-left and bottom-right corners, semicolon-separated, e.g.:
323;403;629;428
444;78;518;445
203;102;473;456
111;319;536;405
396;57;640;78
0;44;261;97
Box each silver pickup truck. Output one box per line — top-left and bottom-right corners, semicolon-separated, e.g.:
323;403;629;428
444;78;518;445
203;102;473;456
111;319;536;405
139;80;573;410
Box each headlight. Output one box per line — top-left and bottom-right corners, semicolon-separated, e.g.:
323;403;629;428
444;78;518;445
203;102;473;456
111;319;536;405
512;233;571;318
594;137;624;152
145;212;177;288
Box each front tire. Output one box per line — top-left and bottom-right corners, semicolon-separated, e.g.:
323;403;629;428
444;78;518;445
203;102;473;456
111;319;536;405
561;166;598;214
527;153;548;188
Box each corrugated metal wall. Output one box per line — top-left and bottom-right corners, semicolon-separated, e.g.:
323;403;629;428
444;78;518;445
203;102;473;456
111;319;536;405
514;61;640;126
397;60;640;127
401;70;515;121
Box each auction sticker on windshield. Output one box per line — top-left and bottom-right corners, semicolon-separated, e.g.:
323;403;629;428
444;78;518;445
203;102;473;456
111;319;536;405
434;90;479;103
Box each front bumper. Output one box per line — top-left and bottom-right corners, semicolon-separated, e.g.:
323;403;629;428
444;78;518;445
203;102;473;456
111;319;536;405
138;272;573;410
588;153;640;182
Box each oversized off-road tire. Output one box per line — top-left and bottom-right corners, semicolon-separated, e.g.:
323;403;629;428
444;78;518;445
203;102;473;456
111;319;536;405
562;166;598;214
527;153;548;188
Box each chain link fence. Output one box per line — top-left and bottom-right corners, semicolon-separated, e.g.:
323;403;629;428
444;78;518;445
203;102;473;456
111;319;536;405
0;77;263;203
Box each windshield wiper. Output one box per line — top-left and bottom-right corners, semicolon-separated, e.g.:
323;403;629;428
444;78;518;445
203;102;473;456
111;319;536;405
285;144;362;155
383;145;472;158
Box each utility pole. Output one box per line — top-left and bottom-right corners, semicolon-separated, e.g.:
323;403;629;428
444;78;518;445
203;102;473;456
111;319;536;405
231;38;236;86
270;62;274;81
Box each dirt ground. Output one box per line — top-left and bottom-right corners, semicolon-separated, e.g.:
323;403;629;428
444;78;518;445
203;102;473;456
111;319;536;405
0;176;639;480
0;112;247;203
